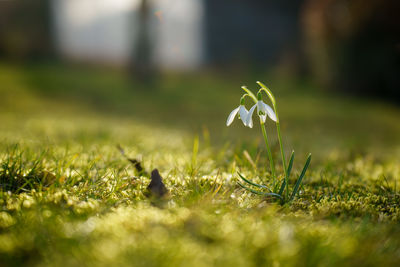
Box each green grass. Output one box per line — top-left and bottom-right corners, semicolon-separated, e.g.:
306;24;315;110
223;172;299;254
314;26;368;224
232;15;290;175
0;62;400;266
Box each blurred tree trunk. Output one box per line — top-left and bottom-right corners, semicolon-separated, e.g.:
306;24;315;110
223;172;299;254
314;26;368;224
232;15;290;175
301;0;400;102
130;0;156;83
0;0;55;61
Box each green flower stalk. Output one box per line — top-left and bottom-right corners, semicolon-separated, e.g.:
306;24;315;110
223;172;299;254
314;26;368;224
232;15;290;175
256;81;288;199
246;92;278;182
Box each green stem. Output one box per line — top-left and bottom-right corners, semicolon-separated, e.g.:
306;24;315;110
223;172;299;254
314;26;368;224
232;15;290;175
241;86;258;103
257;81;288;199
260;119;275;183
276;120;288;199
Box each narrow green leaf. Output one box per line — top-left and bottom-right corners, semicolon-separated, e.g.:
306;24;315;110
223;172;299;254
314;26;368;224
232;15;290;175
286;150;295;178
278;151;294;195
237;182;283;199
263;192;284;199
278;179;286;196
290;153;312;201
237;182;264;195
237;172;271;192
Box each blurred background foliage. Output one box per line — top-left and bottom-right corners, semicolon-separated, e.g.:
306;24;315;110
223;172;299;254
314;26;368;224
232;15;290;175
0;0;399;100
0;0;399;155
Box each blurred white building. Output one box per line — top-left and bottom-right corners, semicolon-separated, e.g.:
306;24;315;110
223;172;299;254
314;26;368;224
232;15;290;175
51;0;204;70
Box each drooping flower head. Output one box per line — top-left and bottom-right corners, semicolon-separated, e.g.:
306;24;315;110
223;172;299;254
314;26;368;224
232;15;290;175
226;96;253;128
245;92;277;126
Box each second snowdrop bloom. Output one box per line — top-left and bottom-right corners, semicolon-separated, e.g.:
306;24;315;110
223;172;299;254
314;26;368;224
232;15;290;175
246;100;277;126
226;105;251;127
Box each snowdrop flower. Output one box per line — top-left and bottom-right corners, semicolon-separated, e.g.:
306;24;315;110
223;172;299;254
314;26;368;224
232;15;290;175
226;104;252;127
246;100;277;126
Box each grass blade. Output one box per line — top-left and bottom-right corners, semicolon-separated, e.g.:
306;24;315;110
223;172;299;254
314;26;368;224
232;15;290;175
189;135;199;177
290;153;311;201
237;172;271;191
243;150;257;170
192;135;199;168
237;182;283;199
278;150;294;195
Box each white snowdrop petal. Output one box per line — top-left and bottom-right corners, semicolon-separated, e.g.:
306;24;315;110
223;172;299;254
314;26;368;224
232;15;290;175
246;104;257;127
226;107;240;126
238;106;249;125
248;115;253;128
263;103;277;122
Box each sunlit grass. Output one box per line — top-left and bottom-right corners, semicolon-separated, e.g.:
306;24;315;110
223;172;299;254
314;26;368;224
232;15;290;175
0;63;400;266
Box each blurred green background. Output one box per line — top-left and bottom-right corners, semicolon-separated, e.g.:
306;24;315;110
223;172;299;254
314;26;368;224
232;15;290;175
0;0;399;154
